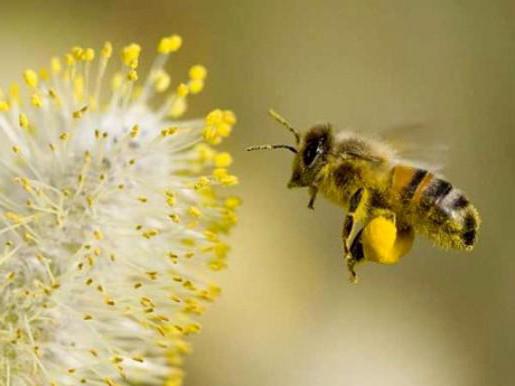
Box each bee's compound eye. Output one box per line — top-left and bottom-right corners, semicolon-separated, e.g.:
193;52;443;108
303;141;318;166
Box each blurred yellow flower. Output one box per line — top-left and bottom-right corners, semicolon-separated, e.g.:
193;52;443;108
0;35;239;385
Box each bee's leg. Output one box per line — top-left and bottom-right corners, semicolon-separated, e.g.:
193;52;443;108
361;210;414;264
342;187;366;283
347;228;366;282
307;186;318;210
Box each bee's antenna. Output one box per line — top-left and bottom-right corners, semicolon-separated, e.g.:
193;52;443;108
246;144;298;154
268;109;301;145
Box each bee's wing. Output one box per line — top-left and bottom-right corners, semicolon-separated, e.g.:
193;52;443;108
374;123;448;173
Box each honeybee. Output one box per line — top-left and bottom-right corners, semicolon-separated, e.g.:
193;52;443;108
247;110;480;283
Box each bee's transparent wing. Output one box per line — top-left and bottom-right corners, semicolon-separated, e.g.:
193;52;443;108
373;122;449;173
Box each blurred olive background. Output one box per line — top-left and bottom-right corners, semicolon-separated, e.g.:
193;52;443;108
2;1;514;385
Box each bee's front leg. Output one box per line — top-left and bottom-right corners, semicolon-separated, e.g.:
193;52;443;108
342;187;366;283
307;186;318;210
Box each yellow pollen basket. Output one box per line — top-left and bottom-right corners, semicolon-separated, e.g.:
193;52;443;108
362;217;414;264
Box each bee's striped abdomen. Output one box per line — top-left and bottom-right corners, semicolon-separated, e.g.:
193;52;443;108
390;165;480;250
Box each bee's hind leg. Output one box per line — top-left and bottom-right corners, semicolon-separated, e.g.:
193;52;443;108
347;229;366;283
361;209;414;265
342;187;366;283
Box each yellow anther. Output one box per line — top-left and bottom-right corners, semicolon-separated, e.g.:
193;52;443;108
87;192;99;207
31;93;43;108
84;48;95;62
11;145;21;155
172;274;183;283
214;242;229;258
176;83;189;97
189;65;207;81
199;284;221;301
224;196;242;209
214;152;233;168
202;126;220;145
130;124;140;139
183;323;201;335
39;68;49;81
0;101;10;111
93;230;104;240
59;132;71;141
5;211;22;224
223;210;238;228
23;69;38;88
121;43;141;68
65;53;75;67
160;126;178;137
205;109;223;125
19;113;29;129
102;41;113;58
208;259;226;271
170;339;191;354
137;196;148;203
204;230;218;242
142;229;159;239
157;34;182;54
71;46;84;60
216;122;232;137
223;110;237;125
193;144;214;163
189;79;204;94
166;194;176;207
168;213;181;223
202;109;235;145
153;70;170;92
194;176;210;191
213;168;239;186
14;177;32;192
169;97;186;118
188;206;202;218
48;89;58;99
140;296;154;307
183;299;205;315
223;175;239;186
104;377;118;386
127;69;138;81
72;105;88;119
51;57;62;74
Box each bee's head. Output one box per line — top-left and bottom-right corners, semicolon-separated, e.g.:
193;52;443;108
246;110;333;189
288;124;333;188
